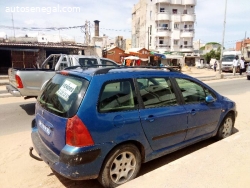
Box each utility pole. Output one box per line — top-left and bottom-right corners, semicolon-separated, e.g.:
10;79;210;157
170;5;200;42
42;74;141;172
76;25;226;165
11;13;16;41
84;20;90;45
219;0;227;75
242;31;247;58
148;27;150;51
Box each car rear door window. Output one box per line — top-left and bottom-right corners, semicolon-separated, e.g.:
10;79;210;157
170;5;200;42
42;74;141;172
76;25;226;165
137;77;177;108
98;79;137;113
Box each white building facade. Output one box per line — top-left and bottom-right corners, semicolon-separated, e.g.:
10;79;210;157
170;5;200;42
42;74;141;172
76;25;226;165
132;0;196;54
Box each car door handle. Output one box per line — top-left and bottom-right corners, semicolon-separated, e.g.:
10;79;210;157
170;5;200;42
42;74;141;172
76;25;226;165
189;109;198;116
145;115;155;122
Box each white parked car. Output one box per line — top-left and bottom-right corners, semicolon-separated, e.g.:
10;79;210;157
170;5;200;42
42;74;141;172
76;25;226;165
246;65;250;80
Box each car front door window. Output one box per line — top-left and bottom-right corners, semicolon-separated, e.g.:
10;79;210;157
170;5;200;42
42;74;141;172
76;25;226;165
175;78;206;104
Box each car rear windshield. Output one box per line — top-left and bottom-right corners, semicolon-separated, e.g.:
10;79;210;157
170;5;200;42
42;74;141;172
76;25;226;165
37;74;89;118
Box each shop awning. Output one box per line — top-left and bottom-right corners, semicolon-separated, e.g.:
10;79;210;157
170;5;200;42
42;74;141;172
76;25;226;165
124;56;139;60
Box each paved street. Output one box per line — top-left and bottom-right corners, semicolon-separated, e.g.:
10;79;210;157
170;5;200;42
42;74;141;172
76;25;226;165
0;70;249;188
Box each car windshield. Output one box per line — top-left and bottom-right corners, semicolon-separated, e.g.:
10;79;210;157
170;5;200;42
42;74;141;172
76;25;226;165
222;55;235;62
37;74;89;118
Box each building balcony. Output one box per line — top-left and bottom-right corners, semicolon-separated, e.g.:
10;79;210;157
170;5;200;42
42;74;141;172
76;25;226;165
156;13;171;21
179;45;194;52
180;29;194;38
171;0;182;5
182;0;196;5
156;28;172;37
155;0;171;4
182;14;196;22
156;45;171;51
171;14;182;22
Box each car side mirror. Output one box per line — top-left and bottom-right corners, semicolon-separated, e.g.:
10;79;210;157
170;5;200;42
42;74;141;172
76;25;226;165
205;95;215;103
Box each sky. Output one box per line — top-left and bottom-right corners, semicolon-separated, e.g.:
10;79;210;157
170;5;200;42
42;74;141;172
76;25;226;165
0;0;249;49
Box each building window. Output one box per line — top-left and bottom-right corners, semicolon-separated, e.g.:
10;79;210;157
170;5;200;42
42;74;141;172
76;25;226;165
159;37;164;44
184;25;187;28
174;23;179;29
160;8;165;12
163;24;168;29
172;9;178;14
184;41;188;45
174;40;179;45
150;11;152;19
150;36;152;46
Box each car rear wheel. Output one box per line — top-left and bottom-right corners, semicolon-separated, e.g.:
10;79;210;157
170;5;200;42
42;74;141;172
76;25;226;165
98;144;141;188
216;114;234;140
247;76;250;80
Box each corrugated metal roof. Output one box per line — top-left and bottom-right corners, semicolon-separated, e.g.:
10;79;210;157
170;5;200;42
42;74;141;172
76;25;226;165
0;42;90;49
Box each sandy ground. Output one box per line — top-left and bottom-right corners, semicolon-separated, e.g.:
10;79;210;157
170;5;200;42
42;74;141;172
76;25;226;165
0;72;250;188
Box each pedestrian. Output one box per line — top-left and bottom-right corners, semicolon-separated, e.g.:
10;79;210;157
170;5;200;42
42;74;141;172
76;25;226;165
239;57;245;75
233;55;239;75
214;60;217;72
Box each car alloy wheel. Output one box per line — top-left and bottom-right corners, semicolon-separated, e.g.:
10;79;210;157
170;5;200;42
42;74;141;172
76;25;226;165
221;116;233;138
216;114;234;139
109;151;136;184
98;144;141;188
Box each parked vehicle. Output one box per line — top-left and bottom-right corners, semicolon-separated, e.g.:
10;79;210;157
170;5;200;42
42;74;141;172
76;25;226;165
246;65;250;80
221;51;242;72
6;54;118;99
30;66;237;188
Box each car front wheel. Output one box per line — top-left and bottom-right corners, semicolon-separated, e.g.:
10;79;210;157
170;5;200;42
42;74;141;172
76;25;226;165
216;114;234;139
247;76;250;80
98;144;141;188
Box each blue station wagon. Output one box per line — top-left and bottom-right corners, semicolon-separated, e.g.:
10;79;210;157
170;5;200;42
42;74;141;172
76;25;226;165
30;67;237;188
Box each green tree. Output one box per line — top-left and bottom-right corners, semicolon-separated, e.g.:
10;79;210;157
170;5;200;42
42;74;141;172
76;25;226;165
204;48;221;64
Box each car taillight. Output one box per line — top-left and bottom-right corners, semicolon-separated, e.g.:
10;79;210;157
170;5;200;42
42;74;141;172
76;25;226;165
66;115;94;147
15;75;23;88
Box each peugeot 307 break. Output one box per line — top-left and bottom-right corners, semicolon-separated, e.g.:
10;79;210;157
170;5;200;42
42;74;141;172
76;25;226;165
30;67;237;188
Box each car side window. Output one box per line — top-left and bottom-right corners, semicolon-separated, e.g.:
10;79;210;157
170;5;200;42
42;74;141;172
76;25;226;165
79;58;98;66
137;77;177;108
98;79;137;113
175;78;207;104
100;59;117;66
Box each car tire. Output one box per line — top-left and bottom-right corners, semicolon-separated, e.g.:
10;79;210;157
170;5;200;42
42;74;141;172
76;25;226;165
247;76;250;80
98;144;141;188
216;114;234;140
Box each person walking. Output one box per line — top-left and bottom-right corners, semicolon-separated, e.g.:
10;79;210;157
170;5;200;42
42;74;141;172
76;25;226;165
214;60;217;72
239;57;245;75
233;55;239;75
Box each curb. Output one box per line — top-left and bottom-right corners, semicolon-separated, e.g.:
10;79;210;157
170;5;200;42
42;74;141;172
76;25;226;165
0;82;9;86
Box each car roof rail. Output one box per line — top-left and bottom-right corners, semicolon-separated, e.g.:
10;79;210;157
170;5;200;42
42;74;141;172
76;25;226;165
93;66;181;75
65;65;181;74
64;64;120;70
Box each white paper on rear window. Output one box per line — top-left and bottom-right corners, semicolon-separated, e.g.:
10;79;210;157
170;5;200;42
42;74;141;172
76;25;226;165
56;80;77;101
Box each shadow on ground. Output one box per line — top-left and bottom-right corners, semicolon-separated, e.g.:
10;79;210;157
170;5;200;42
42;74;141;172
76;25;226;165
20;103;36;115
46;127;239;187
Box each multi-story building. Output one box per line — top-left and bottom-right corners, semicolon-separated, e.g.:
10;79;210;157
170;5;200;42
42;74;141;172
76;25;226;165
122;39;132;51
132;0;196;54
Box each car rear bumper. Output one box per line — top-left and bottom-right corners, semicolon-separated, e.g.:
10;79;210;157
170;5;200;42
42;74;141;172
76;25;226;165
6;85;21;97
31;129;102;180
